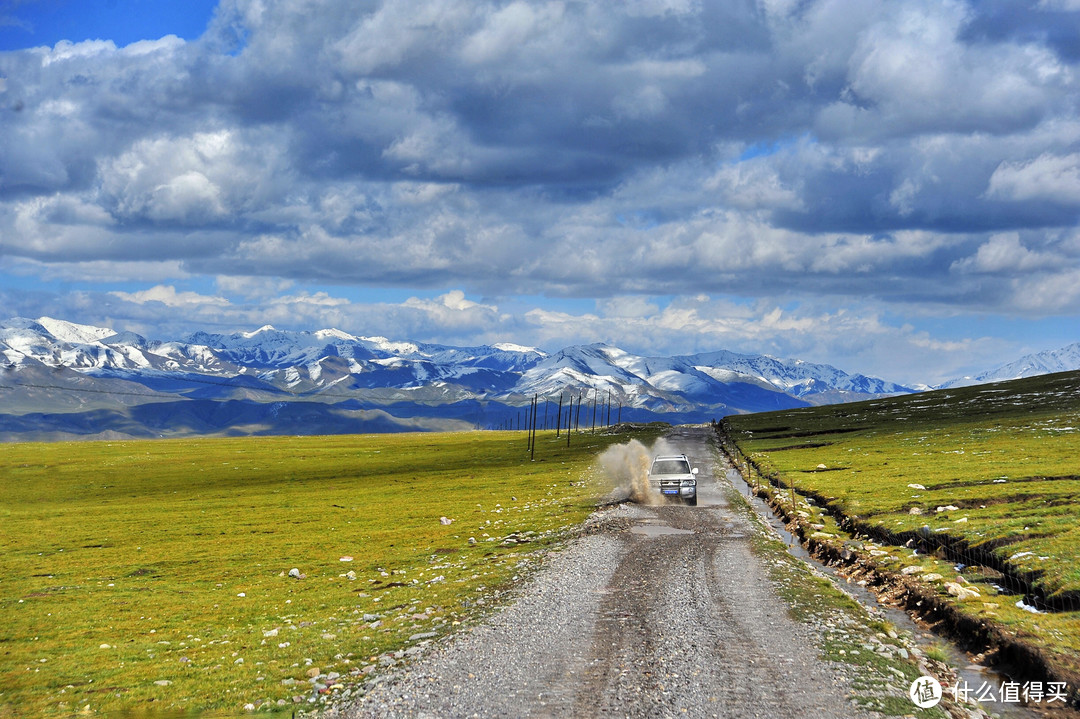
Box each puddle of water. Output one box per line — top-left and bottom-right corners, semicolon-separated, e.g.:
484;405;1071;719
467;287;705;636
725;468;1042;719
629;524;694;538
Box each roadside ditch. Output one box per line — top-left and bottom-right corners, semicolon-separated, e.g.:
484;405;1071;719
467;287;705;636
714;426;1079;717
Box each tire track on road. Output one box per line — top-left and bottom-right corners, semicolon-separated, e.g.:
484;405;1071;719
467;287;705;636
345;427;877;719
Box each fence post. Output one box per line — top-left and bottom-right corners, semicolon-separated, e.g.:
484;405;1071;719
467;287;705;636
556;394;563;438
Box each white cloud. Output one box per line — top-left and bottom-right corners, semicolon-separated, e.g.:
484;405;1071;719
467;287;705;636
599;296;661;318
820;1;1067;139
110;285;229;308
1;257;190;284
333;0;473;74
986;152;1080;205
215;275;296;299
98;129;289;224
1;0;1079;384
520;294;995;385
951;232;1057;274
119;35;185;58
37;39;118;66
402;290;503;329
706;160;803;211
1005;268;1080;313
460;1;566;65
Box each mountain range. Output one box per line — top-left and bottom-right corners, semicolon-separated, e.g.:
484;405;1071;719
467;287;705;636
939;342;1080;388
0;316;1075;441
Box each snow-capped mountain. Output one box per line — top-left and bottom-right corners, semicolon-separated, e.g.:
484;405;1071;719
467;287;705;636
0;316;913;440
513;344;910;411
940;342;1080;388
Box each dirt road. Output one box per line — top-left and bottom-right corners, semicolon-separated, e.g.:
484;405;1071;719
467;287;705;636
344;426;881;718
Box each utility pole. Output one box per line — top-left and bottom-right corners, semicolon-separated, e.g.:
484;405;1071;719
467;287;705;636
566;395;573;447
591;390;597;434
530;393;538;461
556;393;563;438
526;397;534;451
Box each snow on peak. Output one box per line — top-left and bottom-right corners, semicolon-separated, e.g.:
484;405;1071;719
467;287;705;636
360;336;419;355
315;328;359;342
939;341;1080;388
241;325;277;338
492;342;540;354
36;316;115;344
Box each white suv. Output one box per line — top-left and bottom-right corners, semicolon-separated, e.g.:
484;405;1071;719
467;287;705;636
648;454;699;506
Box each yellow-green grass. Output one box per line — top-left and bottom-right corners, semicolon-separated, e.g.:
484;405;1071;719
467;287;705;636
723;370;1080;678
0;428;656;717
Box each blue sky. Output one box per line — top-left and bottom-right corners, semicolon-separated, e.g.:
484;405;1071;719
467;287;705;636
1;0;1079;386
0;0;218;51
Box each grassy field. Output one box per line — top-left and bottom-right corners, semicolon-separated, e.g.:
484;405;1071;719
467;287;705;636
0;427;658;717
721;370;1080;685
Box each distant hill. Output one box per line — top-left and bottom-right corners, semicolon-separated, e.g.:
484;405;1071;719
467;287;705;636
0;316;915;441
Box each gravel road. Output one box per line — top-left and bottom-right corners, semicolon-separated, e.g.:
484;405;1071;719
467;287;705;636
340;426;878;718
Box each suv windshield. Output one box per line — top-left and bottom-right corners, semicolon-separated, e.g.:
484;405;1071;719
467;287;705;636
651;459;691;475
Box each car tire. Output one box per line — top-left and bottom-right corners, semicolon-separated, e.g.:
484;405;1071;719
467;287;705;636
686;495;697;507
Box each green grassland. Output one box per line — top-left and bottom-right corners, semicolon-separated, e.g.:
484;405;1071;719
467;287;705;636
0;428;658;717
722;370;1080;682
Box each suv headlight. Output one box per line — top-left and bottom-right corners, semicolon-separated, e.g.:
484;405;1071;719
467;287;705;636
681;479;696;487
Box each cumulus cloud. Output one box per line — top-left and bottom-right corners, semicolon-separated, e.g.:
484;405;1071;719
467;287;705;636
521;294;994;385
951;232;1058;274
0;0;1079;381
402;290;505;330
215;275;295;298
817;1;1067;139
97;128;292;224
110;284;230;308
600;296;662;318
986;152;1080;205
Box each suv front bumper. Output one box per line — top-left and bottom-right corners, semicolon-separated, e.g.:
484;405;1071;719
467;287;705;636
651;480;697;500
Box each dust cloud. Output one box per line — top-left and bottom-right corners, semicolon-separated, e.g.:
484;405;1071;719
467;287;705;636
597;438;680;504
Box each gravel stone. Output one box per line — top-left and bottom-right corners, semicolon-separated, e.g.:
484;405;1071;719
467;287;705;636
334;427;878;719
